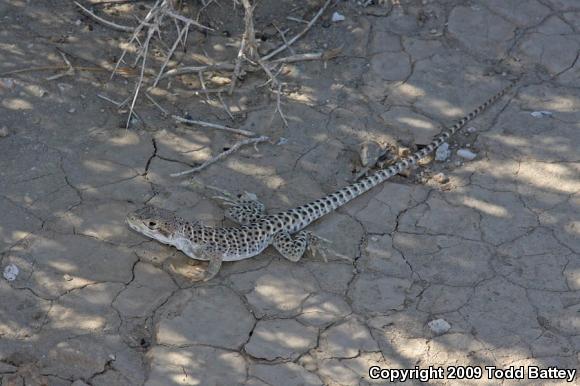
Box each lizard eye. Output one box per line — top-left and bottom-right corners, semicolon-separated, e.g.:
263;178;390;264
148;221;157;228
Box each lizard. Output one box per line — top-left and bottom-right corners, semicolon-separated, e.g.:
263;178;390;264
126;80;517;281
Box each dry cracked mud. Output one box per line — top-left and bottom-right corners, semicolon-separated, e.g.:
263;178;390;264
1;0;579;385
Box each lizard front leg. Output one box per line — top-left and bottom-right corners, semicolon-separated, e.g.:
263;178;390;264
201;245;224;281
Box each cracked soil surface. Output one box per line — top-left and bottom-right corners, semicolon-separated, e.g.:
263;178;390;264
1;0;579;385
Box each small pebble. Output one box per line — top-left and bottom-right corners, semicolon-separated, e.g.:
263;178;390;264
467;126;477;133
0;126;9;137
68;108;76;114
457;148;477;160
57;83;73;93
466;143;471;148
530;111;552;118
63;274;73;281
1;78;15;90
428;318;451;335
432;172;449;184
435;143;450;161
28;84;47;97
331;12;345;22
3;264;19;281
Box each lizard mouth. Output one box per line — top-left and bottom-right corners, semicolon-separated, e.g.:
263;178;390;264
126;216;173;244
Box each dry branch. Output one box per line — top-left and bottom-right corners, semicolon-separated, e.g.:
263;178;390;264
170;135;270;176
261;0;332;61
229;0;258;94
74;1;135;32
173;115;257;137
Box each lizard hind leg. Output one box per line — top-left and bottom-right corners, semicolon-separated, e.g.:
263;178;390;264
201;245;224;281
273;231;332;262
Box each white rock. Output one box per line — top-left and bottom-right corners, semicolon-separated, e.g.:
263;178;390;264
432;172;449;184
0;126;9;137
435;143;450;161
332;12;345;22
530;111;552;118
428;318;451;335
466;126;477;133
3;264;19;281
457;148;477;160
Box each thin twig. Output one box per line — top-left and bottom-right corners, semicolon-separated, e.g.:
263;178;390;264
111;0;161;79
286;16;308;24
272;22;295;55
166;9;213;30
152;20;191;87
126;26;155;128
97;93;125;106
262;0;332;61
46;52;75;80
159;63;237;80
74;1;135;32
274;83;288;127
229;0;256;94
217;92;234;120
173;115;257;137
170;136;270;176
229;30;247;94
145;92;169;116
198;70;211;102
271;48;342;64
256;59;278;87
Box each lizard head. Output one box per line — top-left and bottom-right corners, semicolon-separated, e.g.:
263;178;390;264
126;206;190;244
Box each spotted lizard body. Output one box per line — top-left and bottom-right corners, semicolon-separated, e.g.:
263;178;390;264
127;81;516;280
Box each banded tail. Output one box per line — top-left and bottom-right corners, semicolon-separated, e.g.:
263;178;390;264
274;80;518;233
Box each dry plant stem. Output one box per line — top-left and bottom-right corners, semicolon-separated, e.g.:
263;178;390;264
126;27;155;128
272;23;295;55
145;92;168;116
217;92;235;120
46;52;75;80
74;1;135;32
262;0;332;61
271;52;323;64
229;30;247;94
97;93;126;107
152;20;191;87
166;9;213;31
229;0;256;94
274;83;288;127
256;59;278;87
198;70;211;102
159;63;236;80
170;136;270;177
158;51;331;81
173;115;257;137
111;0;163;79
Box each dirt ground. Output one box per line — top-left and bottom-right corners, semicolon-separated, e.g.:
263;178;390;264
1;0;579;385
